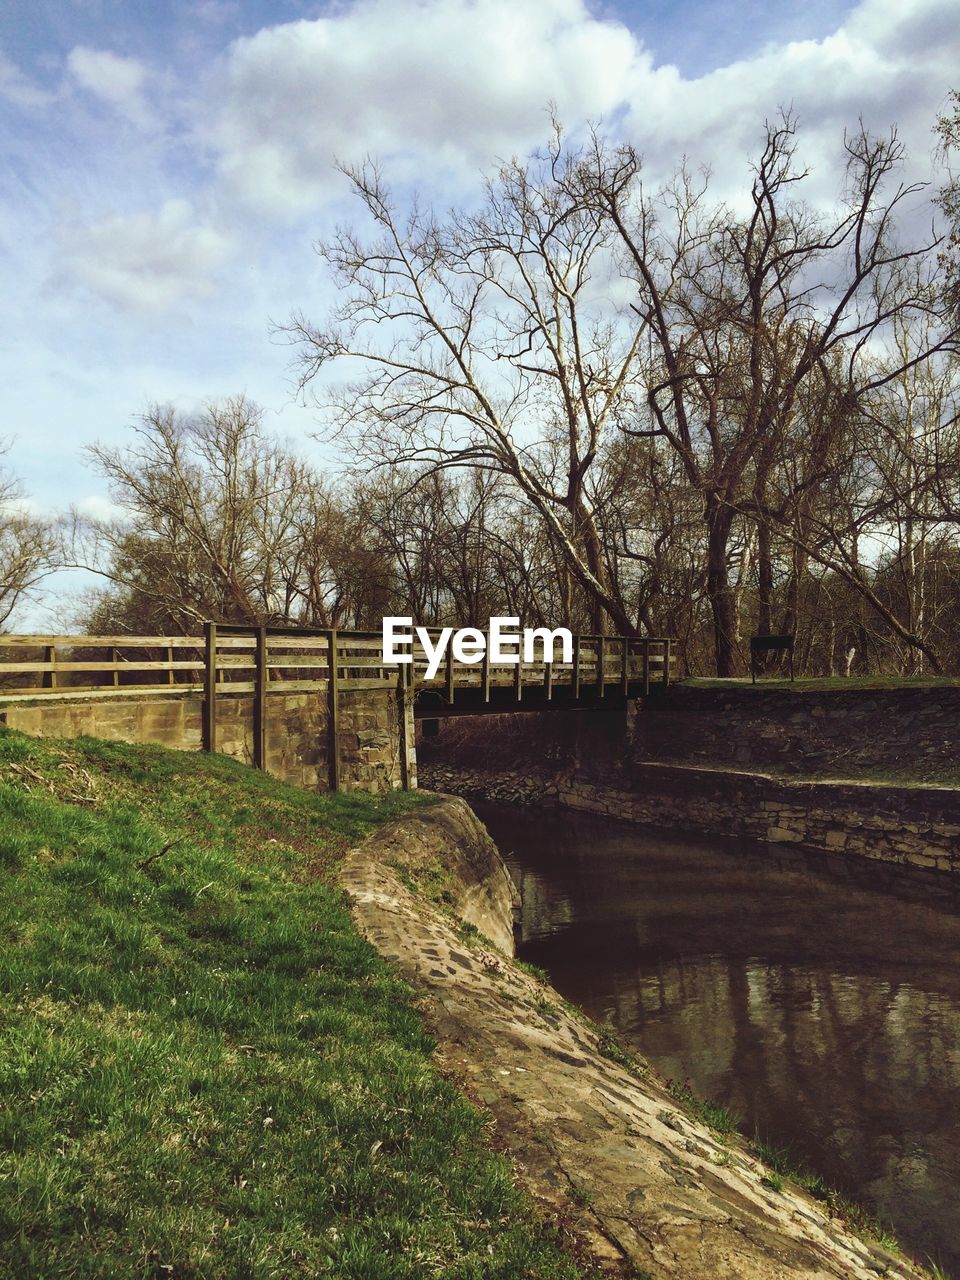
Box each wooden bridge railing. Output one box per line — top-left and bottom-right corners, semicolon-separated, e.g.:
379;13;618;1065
0;627;676;706
0;626;676;789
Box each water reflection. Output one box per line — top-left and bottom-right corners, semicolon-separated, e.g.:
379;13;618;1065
474;802;960;1275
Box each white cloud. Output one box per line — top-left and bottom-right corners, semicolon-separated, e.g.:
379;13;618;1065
0;494;44;519
66;45;152;125
210;0;651;215
204;0;957;220
74;494;130;523
0;50;54;110
58;199;233;312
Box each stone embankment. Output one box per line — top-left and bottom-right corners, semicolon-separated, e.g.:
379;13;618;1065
419;762;960;874
0;686;415;794
339;797;925;1280
633;683;960;777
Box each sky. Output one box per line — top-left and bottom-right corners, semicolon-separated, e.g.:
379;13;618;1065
1;0;958;626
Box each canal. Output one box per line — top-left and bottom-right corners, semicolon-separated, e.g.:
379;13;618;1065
473;801;960;1277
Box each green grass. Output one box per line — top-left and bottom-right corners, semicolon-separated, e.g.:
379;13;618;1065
664;1079;739;1137
594;1028;646;1079
749;1135;910;1259
0;728;590;1280
681;675;960;691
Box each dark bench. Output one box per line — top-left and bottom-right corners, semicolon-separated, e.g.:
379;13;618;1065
750;634;795;683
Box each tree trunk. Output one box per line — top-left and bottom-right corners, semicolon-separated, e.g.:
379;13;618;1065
706;499;738;677
757;518;774;636
752;516;776;677
572;498;633;635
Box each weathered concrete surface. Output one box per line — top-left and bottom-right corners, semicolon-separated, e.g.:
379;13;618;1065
340;799;922;1280
355;797;517;953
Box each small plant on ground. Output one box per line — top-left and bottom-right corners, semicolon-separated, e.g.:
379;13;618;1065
568;1180;593;1208
533;992;560;1018
596;1026;647;1078
666;1078;739;1136
750;1133;909;1259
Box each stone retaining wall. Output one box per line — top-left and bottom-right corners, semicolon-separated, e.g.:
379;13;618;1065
0;687;415;794
420;762;960;874
635;683;960;776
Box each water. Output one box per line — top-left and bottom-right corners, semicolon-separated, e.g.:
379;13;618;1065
473;801;960;1275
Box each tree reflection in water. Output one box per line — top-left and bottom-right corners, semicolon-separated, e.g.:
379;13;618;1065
474;802;960;1276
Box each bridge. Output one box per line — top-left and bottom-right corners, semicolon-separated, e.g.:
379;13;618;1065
0;626;676;792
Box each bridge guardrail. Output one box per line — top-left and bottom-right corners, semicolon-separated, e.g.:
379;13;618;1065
0;627;676;702
0;626;677;787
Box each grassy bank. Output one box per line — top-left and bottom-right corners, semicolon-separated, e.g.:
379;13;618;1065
0;728;588;1279
682;676;960;691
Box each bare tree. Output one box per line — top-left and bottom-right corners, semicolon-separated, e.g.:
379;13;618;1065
287;129;650;635
0;445;54;629
937;89;960;316
585;114;955;673
288;116;955;672
72;397;373;632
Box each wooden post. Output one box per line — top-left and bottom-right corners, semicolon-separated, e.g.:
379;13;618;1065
167;644;175;686
42;645;57;689
596;636;605;699
112;647;120;688
621;636;629;697
202;622;217;752
327;629;341;792
397;674;411;792
481;631;490;703
573;634;581;700
253;627;267;770
445;643;455;706
642;638;650;698
663;637;671;687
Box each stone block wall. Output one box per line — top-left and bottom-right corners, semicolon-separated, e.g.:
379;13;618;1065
2;695;204;754
633;684;960;775
0;687;415;794
417;687;960;875
420;761;960;874
418;685;960;781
